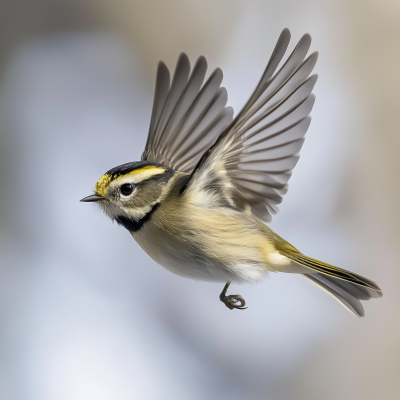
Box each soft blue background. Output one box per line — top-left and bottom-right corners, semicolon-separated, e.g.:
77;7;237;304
0;1;397;399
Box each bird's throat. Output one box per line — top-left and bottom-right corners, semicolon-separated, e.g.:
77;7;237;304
115;202;160;232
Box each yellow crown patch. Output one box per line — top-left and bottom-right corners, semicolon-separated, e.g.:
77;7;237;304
95;174;112;197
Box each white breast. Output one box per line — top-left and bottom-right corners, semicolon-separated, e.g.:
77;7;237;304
131;218;268;284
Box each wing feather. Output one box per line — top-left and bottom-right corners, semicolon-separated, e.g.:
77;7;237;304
188;29;318;221
168;68;223;155
142;54;233;172
145;62;170;156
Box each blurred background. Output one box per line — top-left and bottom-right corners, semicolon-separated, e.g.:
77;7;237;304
0;0;398;399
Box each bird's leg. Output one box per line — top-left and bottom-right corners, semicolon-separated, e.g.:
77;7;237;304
219;282;247;310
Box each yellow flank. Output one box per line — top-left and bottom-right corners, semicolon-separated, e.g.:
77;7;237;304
160;198;276;271
95;166;165;196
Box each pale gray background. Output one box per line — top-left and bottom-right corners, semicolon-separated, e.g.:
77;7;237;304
0;1;398;399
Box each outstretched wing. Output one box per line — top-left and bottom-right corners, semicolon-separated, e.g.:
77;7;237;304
142;53;234;172
187;29;318;221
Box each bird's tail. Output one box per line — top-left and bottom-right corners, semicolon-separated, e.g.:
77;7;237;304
303;272;381;317
281;250;383;317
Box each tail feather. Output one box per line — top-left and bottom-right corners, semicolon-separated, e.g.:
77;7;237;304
276;247;383;317
288;251;382;292
304;273;378;317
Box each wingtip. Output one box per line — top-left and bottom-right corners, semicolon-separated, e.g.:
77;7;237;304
308;74;319;86
276;28;291;51
192;55;208;79
174;52;191;76
196;55;208;67
158;60;168;69
308;51;319;65
212;67;224;82
157;61;170;79
280;28;291;40
169;52;191;84
177;52;190;65
224;106;234;119
297;33;312;51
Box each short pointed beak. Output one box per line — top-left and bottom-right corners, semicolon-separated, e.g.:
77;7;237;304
80;194;104;203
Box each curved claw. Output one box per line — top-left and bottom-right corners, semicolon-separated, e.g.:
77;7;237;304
220;294;248;310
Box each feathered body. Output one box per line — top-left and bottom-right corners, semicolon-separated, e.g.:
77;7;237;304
133;171;281;283
81;29;382;316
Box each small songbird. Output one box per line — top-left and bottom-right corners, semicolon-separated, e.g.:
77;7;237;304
81;29;382;316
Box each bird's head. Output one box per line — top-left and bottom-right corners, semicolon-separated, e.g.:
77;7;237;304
80;161;174;231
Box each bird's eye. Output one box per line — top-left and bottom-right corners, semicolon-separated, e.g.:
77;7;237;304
120;183;134;196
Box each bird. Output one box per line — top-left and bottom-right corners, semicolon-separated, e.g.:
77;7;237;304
80;29;382;317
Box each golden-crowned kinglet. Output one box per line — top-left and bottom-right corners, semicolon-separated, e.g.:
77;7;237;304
81;29;382;316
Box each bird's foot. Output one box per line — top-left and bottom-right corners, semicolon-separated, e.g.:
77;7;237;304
219;282;247;310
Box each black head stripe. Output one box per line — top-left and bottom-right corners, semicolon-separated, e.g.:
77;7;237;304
115;203;160;232
105;161;167;179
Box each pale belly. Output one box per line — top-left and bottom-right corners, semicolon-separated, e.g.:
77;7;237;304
131;220;270;283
